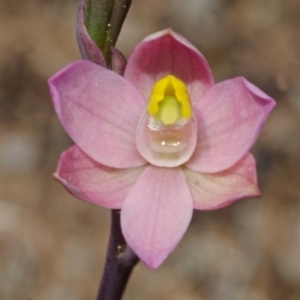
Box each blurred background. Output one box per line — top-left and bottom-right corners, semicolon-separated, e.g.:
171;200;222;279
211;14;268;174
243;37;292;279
0;0;299;299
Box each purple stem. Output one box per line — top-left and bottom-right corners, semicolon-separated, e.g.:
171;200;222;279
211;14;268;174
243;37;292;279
96;210;139;300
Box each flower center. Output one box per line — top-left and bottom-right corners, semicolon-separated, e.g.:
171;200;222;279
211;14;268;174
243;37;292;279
147;75;192;126
136;75;197;167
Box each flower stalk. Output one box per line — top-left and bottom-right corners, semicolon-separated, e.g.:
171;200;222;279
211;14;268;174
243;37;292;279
77;0;138;298
97;210;139;300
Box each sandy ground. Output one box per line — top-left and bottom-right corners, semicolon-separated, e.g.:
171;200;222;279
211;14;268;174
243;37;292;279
0;0;300;299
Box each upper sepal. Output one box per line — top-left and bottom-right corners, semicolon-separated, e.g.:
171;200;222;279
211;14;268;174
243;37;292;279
124;29;214;104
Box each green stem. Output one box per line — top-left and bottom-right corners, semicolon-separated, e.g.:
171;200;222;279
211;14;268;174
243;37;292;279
84;0;132;67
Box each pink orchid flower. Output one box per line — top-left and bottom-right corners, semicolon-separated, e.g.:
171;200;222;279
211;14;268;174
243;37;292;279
49;29;276;269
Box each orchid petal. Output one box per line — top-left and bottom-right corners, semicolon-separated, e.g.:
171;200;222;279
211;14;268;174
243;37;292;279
186;77;276;173
124;29;214;105
49;60;147;168
184;152;260;210
54;145;145;208
121;165;193;269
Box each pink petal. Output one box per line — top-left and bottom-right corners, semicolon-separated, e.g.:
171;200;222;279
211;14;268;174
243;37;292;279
121;165;193;269
184;152;260;210
49;60;147;169
124;29;214;105
54;145;145;209
186;77;276;173
76;0;106;66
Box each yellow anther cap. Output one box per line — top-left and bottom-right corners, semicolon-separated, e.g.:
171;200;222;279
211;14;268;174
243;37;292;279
147;75;191;125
